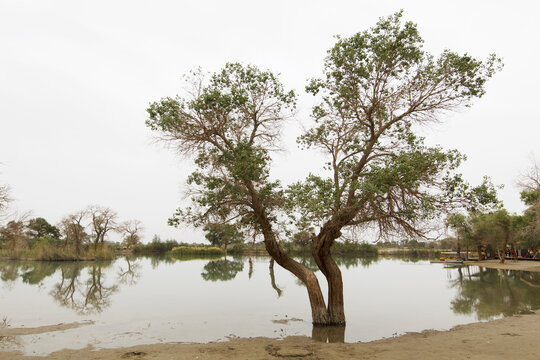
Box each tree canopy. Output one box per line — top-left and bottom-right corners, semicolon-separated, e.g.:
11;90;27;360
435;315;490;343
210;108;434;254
146;12;501;326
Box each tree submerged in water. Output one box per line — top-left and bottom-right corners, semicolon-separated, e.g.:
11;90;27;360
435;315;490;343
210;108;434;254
146;12;501;326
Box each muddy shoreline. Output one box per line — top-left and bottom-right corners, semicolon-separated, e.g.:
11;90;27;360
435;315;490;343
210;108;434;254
1;310;539;359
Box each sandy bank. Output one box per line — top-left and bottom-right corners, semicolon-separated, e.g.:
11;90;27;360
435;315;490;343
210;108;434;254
464;259;540;272
1;311;538;360
0;321;93;337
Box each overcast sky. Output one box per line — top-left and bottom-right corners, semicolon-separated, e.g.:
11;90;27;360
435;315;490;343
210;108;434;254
1;0;539;243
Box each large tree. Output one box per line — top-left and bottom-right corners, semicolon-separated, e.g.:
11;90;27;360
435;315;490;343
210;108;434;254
146;12;500;326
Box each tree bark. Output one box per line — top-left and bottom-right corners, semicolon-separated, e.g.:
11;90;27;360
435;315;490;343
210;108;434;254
245;180;330;325
313;231;345;326
264;229;330;324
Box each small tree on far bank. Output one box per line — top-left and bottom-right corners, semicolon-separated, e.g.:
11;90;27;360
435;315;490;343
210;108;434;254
27;217;61;240
0;220;28;251
119;220;144;249
88;206;117;250
446;213;472;258
203;223;243;251
59;211;88;255
517;161;540;251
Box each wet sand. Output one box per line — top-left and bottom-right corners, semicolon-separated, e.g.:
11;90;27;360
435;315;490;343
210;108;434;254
0;321;93;337
0;311;538;360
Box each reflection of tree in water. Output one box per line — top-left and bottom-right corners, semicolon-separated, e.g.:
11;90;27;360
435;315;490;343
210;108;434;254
50;262;120;315
0;261;64;290
117;256;142;285
312;325;345;343
334;256;378;269
0;258;143;315
81;265;119;314
269;259;283;297
147;254;176;269
201;259;244;282
51;263;81;310
0;262;21;283
20;262;61;285
450;267;540;320
291;256;378;287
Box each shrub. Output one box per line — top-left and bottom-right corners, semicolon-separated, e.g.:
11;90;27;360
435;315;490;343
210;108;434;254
132;239;181;254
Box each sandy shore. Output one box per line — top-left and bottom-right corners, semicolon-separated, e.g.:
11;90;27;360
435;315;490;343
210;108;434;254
464;259;540;272
0;311;538;360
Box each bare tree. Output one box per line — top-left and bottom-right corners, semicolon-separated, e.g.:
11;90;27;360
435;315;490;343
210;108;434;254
0;184;10;216
0;166;12;221
517;159;540;251
0;220;27;252
59;211;88;255
87;206;117;250
119;219;143;249
518;158;540;193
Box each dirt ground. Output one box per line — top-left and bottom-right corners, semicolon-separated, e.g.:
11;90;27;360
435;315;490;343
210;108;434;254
464;259;540;272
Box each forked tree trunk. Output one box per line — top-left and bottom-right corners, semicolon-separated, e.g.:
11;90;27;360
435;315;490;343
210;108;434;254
246;180;334;325
268;259;282;297
261;227;330;324
313;232;345;326
245;181;345;326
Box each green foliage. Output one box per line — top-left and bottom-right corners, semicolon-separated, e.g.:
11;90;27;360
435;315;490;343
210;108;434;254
282;238;378;256
451;269;540;319
288;11;502;237
332;241;378;256
201;258;244;281
27;217;61;240
170;246;225;257
520;190;539;206
147;63;294;232
292;230;313;247
203;223;244;250
132;238;182;254
146;13;502;324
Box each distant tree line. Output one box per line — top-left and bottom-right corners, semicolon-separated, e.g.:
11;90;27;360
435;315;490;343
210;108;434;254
446;162;540;262
0;205;143;260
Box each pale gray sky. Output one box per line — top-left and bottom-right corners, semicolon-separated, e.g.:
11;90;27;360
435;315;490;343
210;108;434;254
1;0;539;243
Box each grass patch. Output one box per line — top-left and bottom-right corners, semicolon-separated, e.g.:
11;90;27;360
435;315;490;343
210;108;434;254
0;239;114;261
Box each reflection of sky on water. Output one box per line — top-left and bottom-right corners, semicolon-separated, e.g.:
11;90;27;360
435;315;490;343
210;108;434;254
1;256;539;355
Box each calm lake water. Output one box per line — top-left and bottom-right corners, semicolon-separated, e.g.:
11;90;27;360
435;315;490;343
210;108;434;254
1;255;539;355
